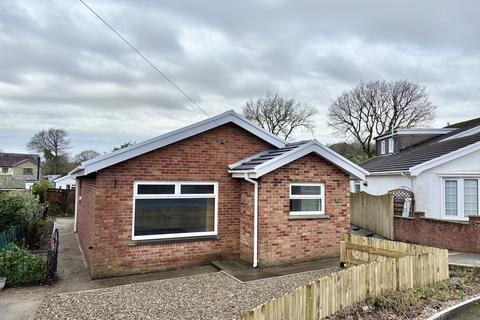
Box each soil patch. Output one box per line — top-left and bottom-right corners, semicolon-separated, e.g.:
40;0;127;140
329;266;480;320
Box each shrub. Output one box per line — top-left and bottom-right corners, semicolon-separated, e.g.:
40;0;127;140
31;180;53;204
0;243;46;286
0;191;41;232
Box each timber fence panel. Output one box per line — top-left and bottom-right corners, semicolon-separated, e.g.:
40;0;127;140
239;235;449;320
350;192;394;239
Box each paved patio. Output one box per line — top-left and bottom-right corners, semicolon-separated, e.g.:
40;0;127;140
212;257;339;282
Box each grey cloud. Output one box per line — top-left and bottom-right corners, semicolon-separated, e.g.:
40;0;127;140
1;0;480;155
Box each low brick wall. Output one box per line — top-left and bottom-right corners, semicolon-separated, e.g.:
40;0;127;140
394;211;480;253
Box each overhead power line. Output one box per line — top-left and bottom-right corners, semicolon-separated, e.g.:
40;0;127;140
77;0;210;118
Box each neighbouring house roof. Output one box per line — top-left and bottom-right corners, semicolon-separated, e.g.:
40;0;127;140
53;174;75;183
229;140;367;180
0;153;39;167
72;110;287;176
360;131;480;176
445;117;480;129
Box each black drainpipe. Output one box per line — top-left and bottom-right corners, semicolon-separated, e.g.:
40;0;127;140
37;155;41;180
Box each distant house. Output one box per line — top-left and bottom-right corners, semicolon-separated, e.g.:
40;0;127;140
359;117;480;221
53;174;76;189
0;153;41;189
71;110;366;278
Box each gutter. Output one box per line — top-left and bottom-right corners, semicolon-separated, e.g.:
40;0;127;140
244;173;259;268
367;170;409;176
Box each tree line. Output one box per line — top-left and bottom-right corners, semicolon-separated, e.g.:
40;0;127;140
244;79;435;163
27;79;436;174
26;130;133;176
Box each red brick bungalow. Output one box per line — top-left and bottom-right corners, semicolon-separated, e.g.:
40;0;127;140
71;111;367;278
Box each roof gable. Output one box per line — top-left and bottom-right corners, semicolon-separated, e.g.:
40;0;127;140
229;140;367;180
75;110;286;175
0;153;39;167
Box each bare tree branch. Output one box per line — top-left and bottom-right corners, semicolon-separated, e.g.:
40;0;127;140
243;92;318;140
327;80;436;157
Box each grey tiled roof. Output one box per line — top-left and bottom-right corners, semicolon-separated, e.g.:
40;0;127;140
360;132;480;172
0;153;39;167
230;141;310;171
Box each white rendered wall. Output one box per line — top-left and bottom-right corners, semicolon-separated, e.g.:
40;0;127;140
364;175;412;195
413;149;480;220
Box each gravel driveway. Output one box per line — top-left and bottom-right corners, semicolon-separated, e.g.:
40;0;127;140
34;268;337;320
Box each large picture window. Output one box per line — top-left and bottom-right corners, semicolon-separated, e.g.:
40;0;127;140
133;181;218;240
289;183;325;215
443;178;480;219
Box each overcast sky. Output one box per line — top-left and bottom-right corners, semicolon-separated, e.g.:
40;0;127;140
1;0;479;156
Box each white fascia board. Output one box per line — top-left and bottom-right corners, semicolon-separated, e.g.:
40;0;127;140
253;140;368;180
53;175;71;183
82;110;286;175
375;128;454;140
409;140;480;176
439;125;480;142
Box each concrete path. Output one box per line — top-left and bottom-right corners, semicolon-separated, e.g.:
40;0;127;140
213;257;339;282
0;217;216;320
449;251;480;267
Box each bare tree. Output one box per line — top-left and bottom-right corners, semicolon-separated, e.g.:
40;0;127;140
243;92;318;140
74;150;100;164
328;80;436;157
27;128;71;174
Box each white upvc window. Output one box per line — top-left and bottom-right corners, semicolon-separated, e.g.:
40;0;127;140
380;140;386;154
442;178;480;219
132;181;218;240
289;183;325;215
388;138;394;153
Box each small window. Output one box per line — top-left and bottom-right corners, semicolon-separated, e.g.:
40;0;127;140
181;184;214;194
380;140;386;154
137;184;175;195
290;183;325;215
354;181;361;193
23;168;33;175
388;138;394;153
1;167;8;173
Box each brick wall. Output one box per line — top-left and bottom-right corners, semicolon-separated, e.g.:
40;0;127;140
395;212;480;253
240;179;254;263
76;176;97;268
77;123;272;278
257;154;350;266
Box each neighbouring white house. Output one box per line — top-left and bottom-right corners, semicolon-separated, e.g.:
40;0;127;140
53;174;76;189
358;117;480;221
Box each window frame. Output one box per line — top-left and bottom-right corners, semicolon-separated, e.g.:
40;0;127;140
23;167;34;175
289;182;325;216
388;138;394;153
132;181;218;241
380;140;386;154
441;177;480;220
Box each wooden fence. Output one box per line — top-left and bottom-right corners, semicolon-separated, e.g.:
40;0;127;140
350;192;394;239
45;189;75;216
239;234;449;320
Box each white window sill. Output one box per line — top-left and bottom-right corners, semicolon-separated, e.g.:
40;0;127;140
128;235;221;246
289;214;329;220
